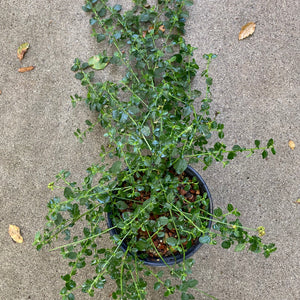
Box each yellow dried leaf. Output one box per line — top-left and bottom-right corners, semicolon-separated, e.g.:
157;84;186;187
18;66;35;73
8;225;23;243
295;199;300;204
17;43;30;61
159;25;165;33
288;140;295;150
238;22;256;40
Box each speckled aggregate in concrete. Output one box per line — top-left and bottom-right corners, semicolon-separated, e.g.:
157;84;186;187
0;1;299;299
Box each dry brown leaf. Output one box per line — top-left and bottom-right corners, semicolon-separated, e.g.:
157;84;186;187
8;225;23;243
18;66;35;73
239;22;256;40
288;140;295;150
17;43;30;61
143;25;155;38
0;90;2;95
159;25;165;33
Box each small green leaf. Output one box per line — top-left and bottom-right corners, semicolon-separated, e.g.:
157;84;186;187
36;244;43;251
34;232;41;242
136;239;148;251
166;237;177;246
115;201;128;210
206;77;213;85
165;46;174;53
141;126;151;136
262;150;268;159
204;155;213;167
109;161;122;173
81;62;89;69
67;294;75;300
221;240;231;249
82;5;91;12
199;235;210;244
187;279;198;288
64;187;74;199
214;207;222;217
71;64;79;72
185;0;194;7
113;31;122;40
267;139;274;148
97;34;106;42
75;72;84;80
181;293;195;300
227;151;237;160
98;7;107;17
158;216;169;226
82;3;92;12
66;280;76;290
66;252;77;260
255;140;261;148
227;204;234;212
60;287;67;295
232;145;242;151
154;282;161;290
157;231;165;238
90;18;97;25
83;227;90;237
128;106;140;115
218;131;224;139
61;274;71;282
157;271;164;278
113;4;122;12
120;113;128;123
174;159;187;174
76;260;86;269
234;243;246;252
140;13;150;22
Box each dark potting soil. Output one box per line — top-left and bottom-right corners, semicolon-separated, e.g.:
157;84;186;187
111;169;209;258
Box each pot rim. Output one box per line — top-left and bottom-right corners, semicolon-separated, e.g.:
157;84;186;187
107;165;213;266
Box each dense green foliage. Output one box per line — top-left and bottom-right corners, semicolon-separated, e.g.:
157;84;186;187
34;1;276;299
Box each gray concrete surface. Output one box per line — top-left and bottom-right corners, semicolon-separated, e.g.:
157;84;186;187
0;0;299;299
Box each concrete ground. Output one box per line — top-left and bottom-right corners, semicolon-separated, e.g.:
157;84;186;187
0;0;299;299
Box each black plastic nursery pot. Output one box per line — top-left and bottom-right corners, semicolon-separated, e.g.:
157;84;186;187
107;165;213;267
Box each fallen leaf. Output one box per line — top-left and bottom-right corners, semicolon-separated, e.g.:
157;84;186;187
238;22;256;40
17;43;30;61
288;140;295;150
159;25;165;33
8;225;23;243
295;199;300;204
18;66;35;73
0;90;2;95
142;31;147;38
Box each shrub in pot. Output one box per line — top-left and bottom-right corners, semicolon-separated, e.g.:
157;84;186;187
33;0;277;299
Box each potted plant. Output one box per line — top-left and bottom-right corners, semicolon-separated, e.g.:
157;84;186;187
33;0;277;299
